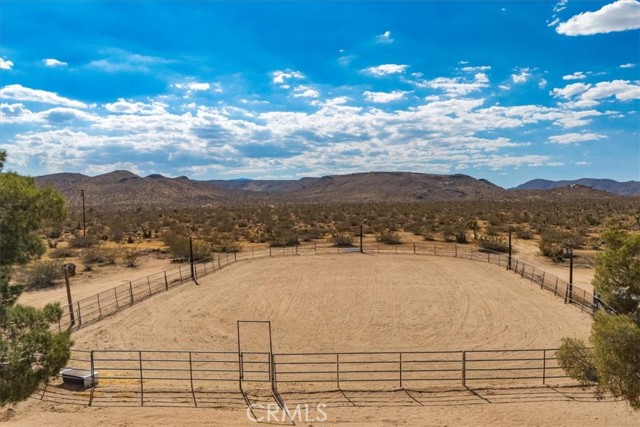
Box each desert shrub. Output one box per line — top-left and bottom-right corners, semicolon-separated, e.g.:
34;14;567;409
163;232;210;260
49;247;76;259
21;260;64;289
376;232;402;245
69;235;97;248
299;228;324;241
330;233;354;247
213;242;242;253
121;249;142;267
477;236;509;253
557;338;597;385
539;229;584;261
514;226;532;240
269;235;299;247
80;248;116;271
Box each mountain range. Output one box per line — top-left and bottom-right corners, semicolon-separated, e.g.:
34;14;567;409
34;171;635;209
515;178;640;196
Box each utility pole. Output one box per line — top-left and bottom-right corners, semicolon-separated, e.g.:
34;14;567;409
568;249;574;303
80;189;86;237
64;265;76;327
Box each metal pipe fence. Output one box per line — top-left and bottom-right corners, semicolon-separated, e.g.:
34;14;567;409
61;346;573;407
59;241;612;332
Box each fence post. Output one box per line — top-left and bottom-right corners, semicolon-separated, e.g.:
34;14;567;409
164;271;169;291
97;294;102;318
540;272;545;289
189;352;197;407
114;287;119;309
90;350;96;388
399;353;403;388
179;266;183;284
455;244;457;257
314;243;317;255
521;263;525;278
147;276;152;295
413;243;416;254
203;261;207;275
554;277;559;297
531;266;535;283
434;243;437;255
462;351;466;387
336;353;340;389
542;350;546;385
581;289;586;312
139;351;144;407
77;302;82;326
252;248;255;258
235;252;237;261
269;247;272;257
218;254;221;269
129;281;134;305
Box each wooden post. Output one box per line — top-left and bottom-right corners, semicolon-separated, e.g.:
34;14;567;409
164;271;169;291
179;266;183;284
64;266;76;327
147;276;152;295
189;237;195;280
129;281;134;305
540;271;545;289
507;230;512;271
360;225;364;253
413;243;416;254
90;350;96;389
114;287;119;309
568;249;574;303
97;294;102;318
542;350;546;385
269;247;272;257
77;302;82;326
455;244;457;257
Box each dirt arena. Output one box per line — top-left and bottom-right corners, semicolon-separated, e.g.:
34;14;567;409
69;254;591;352
6;254;639;426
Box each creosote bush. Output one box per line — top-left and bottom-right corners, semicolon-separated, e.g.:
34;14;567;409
330;233;354;247
477;236;509;253
20;260;64;290
376;232;402;245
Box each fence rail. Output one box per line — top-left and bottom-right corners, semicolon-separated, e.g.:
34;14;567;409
58;241;612;332
62;346;574;407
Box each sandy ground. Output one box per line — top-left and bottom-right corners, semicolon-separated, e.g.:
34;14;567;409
69;255;592;352
4;386;639;427
6;254;637;426
17;255;186;309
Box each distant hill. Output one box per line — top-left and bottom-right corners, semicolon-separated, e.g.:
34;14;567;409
35;170;628;209
35;170;229;208
516;178;640;196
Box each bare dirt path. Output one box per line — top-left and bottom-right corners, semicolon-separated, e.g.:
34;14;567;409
17;256;186;309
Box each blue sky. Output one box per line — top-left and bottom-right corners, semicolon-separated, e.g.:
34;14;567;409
1;0;639;187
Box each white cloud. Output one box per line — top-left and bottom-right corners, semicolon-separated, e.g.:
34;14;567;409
43;58;68;67
549;132;607;144
87;49;172;73
376;30;394;44
511;68;531;84
460;65;491;72
620;63;637;68
551;82;591;98
415;73;490;95
556;0;640;36
362;64;408;76
563;71;587;80
363;90;408;103
0;58;14;70
105;99;147;114
538;78;548;88
272;70;304;85
580;80;640;102
174;82;210;91
292;86;320;98
0;84;87;108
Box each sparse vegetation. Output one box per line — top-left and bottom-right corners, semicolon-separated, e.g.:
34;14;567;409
20;260;64;289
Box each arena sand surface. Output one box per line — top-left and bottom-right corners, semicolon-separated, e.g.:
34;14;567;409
6;254;639;426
